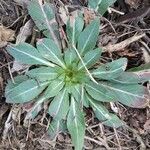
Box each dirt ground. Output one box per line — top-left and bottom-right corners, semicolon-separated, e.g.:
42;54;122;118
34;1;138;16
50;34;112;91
0;0;150;149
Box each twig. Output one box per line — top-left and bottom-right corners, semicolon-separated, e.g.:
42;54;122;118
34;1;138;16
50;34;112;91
102;33;146;52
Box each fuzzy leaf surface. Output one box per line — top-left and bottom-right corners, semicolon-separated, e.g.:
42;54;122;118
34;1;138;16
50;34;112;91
78;48;102;70
44;79;65;98
92;58;127;80
48;119;67;139
78;18;100;54
37;38;65;67
100;82;149;108
111;72;150;84
6;80;49;103
67;97;85;150
67;14;84;45
28;0;60;46
89;99;124;128
48;89;69;120
7;44;54;67
85;81;114;102
26;67;58;82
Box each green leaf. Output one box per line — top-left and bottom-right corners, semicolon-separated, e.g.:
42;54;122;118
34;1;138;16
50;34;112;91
26;67;58;81
37;38;65;68
128;62;150;72
78;48;102;70
89;99;124;128
82;91;90;108
100;82;149;108
92;58;127;80
103;114;124;128
48;89;69;120
28;0;60;47
25;101;43;120
7;44;54;67
89;0;117;15
67;13;84;45
67;97;85;150
5;75;28;97
85;81;114;102
6;79;49;103
98;0;117;15
78;18;100;54
48;119;67;139
67;84;82;102
44;79;65;98
111;72;150;84
64;48;78;66
88;0;102;10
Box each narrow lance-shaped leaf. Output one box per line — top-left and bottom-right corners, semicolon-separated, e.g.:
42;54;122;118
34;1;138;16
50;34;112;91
111;72;150;84
78;18;100;54
92;58;127;80
85;81;114;102
67;96;85;150
48;89;69;120
64;48;78;66
98;0;117;15
5;75;28;97
89;98;124;128
37;38;65;68
28;0;60;47
48;119;67;140
88;0;102;10
26;67;58;82
128;62;150;72
89;0;117;15
67;13;84;45
44;79;65;99
6;79;49;103
78;48;102;70
100;82;150;108
7;43;55;67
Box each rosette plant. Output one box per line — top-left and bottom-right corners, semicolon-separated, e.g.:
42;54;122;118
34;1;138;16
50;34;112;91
5;0;150;150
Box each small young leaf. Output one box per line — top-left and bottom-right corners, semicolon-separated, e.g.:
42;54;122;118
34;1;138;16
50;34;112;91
64;48;78;66
67;13;84;45
78;18;100;54
67;97;85;150
28;0;60;47
7;44;55;67
44;79;65;98
48;119;67;139
78;48;102;70
92;58;127;80
37;38;65;68
6;80;49;103
85;81;114;102
111;72;150;84
100;82;150;108
26;67;58;81
48;89;69;120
